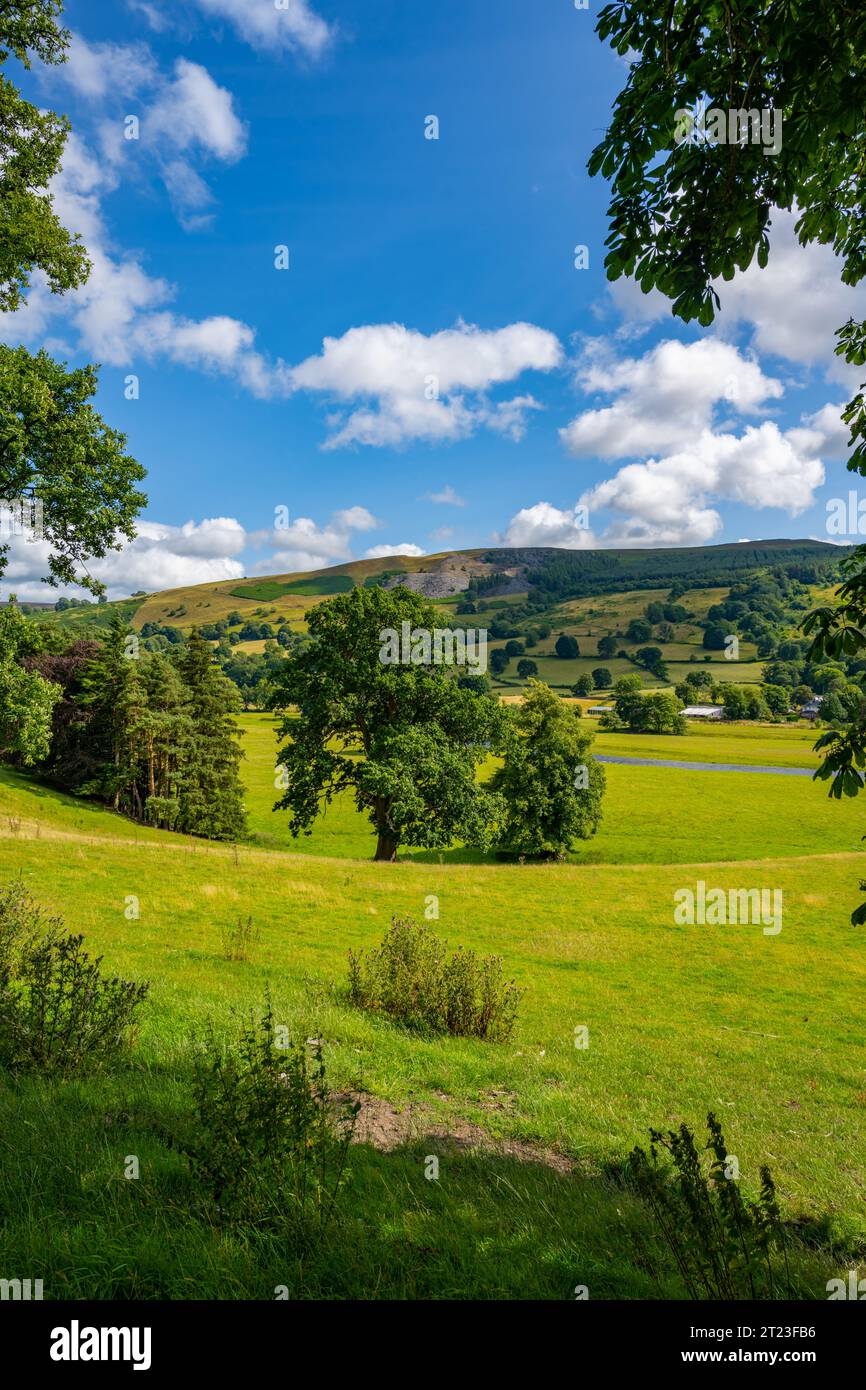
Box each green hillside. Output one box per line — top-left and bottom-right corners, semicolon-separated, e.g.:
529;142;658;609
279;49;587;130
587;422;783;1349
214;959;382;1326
1;715;864;1300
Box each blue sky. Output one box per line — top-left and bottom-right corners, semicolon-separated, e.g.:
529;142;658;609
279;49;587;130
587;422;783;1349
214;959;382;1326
3;0;864;599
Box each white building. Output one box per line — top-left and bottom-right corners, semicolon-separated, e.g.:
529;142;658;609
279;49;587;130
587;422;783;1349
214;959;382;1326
682;704;725;720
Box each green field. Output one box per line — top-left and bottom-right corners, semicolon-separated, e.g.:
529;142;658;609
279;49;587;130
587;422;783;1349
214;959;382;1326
0;711;864;1300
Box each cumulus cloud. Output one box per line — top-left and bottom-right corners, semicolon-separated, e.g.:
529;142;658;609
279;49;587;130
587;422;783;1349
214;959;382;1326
606;208;866;386
332;506;379;531
289;321;563;448
1;518;247;603
560;338;783;460
511;332;832;550
255;507;383;575
578;421;824;547
192;0;336;57
0;130;290;393
499;503;597;550
1;504;393;602
786;402;850;461
364;543;425;559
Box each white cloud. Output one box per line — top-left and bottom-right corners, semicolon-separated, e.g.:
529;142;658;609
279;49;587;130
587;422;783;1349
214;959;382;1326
606;208;866;386
256;507;381;574
192;0;336;57
147;58;247;163
364;543;425;559
1;506;389;602
332;506;379;531
499;503;597;550
62;32;158;99
786;402;850;461
560;337;783;459
127;1;171;32
424;485;465;506
290;321;563;448
45;39;246;231
713;209;866;382
578;421;824;547
1;518;247;603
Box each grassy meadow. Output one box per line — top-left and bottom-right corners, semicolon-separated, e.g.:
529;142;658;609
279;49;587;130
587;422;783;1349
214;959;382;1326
0;711;864;1299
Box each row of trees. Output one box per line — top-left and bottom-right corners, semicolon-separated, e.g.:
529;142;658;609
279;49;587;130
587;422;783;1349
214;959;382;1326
270;587;605;861
3;608;246;839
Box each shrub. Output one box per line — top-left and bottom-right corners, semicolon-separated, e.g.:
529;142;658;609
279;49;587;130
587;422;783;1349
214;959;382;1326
347;916;521;1041
626;1112;792;1299
0;882;149;1075
221;914;259;962
178;1000;356;1242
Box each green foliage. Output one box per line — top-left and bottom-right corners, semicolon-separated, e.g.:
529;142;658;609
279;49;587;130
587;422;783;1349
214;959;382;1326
589;2;864;336
592;666;612;689
0;347;146;595
270;586;508;860
555;633;580;659
490;680;605;856
627;1113;792;1300
176;999;356;1241
572;673;593;696
0;1;90;312
0;601;60;763
626;618;652;643
347;916;522;1041
602;677;686;735
229;575;354;602
516;658;538;679
0;881;148;1075
173;632;247;840
220;915;259;963
524;542;837;604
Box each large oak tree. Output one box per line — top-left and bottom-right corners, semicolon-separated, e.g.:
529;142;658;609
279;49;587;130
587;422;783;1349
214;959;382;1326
270;586;508;861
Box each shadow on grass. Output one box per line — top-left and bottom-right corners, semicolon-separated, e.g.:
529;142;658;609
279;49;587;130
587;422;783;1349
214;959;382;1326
0;1071;845;1302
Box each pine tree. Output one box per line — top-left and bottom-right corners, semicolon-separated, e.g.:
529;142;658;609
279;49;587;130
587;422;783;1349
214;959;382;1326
76;615;147;816
174;630;246;840
137;651;188;829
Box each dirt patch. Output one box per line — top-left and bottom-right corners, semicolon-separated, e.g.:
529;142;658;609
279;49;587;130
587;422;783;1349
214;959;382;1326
332;1090;573;1175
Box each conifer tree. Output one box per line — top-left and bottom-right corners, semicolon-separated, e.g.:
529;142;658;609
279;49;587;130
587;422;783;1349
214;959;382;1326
174;630;246;840
76;615;147;816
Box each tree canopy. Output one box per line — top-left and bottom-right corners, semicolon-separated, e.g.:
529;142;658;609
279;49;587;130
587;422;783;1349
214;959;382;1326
0;0;90;311
0;3;146;598
489;680;605;857
270;586;508;861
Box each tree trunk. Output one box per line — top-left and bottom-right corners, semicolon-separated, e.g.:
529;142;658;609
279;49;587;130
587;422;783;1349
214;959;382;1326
374;829;399;862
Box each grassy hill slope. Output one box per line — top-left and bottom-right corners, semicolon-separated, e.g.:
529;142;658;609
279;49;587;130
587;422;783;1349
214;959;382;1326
0;732;863;1298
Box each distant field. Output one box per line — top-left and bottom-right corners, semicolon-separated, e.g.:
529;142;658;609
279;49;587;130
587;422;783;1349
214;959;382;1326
230;575;355;600
235;714;855;866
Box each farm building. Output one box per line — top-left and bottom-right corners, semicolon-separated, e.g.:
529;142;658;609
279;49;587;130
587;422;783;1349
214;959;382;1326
587;705;615;717
682;704;725;719
800;696;825;719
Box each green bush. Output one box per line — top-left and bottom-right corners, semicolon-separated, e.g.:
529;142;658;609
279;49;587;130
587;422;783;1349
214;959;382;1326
0;882;149;1075
626;1112;793;1299
347;916;522;1041
177;999;356;1243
